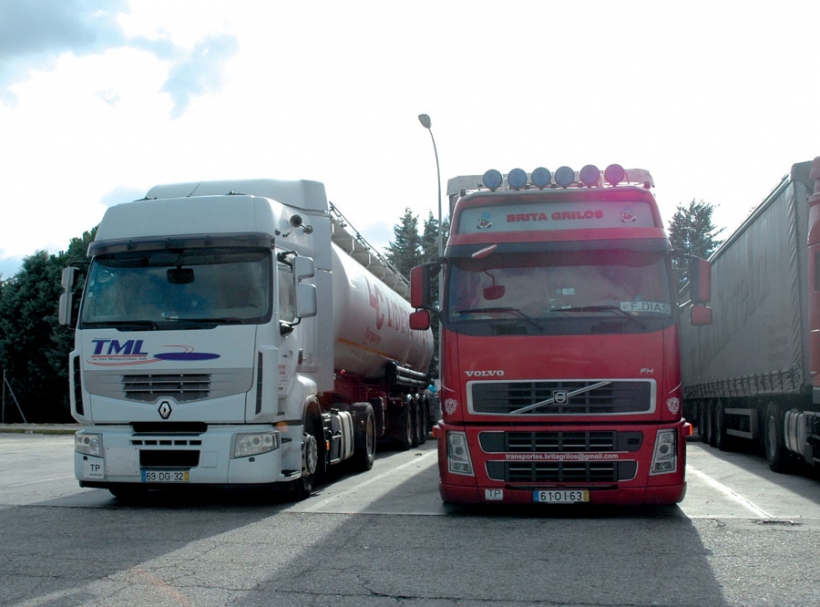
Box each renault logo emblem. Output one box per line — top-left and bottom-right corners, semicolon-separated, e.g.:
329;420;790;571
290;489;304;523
553;390;569;405
158;400;173;419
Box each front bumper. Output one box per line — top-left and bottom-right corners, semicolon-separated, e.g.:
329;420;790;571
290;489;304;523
74;424;300;487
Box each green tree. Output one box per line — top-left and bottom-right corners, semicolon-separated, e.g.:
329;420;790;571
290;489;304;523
667;200;723;291
386;208;422;277
0;251;68;422
0;228;96;423
420;211;440;264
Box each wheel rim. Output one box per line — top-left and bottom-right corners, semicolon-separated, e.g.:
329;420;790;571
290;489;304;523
405;408;413;443
303;433;318;475
366;416;375;457
766;414;777;459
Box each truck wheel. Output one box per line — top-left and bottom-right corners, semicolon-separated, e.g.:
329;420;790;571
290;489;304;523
697;402;708;443
411;399;422;447
764;402;791;473
290;423;320;500
714;401;730;451
352;403;376;471
417;399;428;445
706;401;717;447
392;400;413;451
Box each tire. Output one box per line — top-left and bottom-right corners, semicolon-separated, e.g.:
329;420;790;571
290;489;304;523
697;402;708;443
706;401;717;447
411;398;422;447
392;399;413;451
290;418;321;500
764;402;791;473
417;398;428;446
352;404;376;471
714;401;730;451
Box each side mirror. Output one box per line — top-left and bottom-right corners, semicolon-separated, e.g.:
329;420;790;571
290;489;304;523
410;309;431;331
410;262;439;310
294;256;315;281
295;283;317;318
689;257;711;304
58;267;77;326
690;304;712;326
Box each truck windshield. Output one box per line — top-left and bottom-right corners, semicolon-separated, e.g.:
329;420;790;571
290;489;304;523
447;249;673;331
79;248;271;328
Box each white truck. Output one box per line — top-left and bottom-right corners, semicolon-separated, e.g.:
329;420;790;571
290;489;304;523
59;178;434;499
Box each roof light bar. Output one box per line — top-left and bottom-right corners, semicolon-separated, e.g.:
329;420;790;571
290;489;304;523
531;167;551;189
470;163;646;193
507;168;528;190
554;166;575;188
579;164;600;187
604;164;626;186
482;169;503;191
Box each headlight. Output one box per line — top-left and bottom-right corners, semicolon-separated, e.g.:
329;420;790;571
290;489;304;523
233;432;280;458
75;432;102;457
447;431;474;476
650;429;677;475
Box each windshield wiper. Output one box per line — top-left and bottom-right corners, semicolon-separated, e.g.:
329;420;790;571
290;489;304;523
456;307;543;330
557;305;647;329
83;320;160;331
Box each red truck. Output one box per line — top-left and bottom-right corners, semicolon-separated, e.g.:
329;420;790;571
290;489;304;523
410;164;711;505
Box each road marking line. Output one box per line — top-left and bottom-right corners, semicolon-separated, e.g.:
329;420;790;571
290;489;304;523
8;474;76;487
300;449;438;512
686;464;773;518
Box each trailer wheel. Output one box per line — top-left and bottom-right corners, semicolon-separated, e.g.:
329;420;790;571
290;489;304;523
697;402;708;443
392;398;413;451
714;401;731;451
352;403;376;471
417;398;428;446
764;402;791;473
702;401;714;447
411;398;423;447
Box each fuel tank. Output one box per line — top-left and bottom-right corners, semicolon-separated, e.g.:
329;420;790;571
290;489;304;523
330;244;433;379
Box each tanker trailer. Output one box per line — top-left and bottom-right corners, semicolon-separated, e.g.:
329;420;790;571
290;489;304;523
59;178;434;501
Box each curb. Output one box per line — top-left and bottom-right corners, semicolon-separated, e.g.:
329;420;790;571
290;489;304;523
0;425;80;436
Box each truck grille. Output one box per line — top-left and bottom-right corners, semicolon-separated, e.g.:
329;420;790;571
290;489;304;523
470;380;653;415
479;431;643;453
486;460;638;483
123;374;210;402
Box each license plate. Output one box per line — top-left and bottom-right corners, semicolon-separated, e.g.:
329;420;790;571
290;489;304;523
141;470;189;483
533;489;589;503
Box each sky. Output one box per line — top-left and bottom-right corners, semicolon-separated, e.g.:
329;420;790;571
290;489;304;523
1;0;819;280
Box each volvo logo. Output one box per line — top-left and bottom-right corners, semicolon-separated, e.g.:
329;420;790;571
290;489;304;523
158;400;173;419
553;390;569;405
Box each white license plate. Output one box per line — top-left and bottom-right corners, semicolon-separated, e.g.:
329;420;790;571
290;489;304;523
533;489;589;503
141;470;189;483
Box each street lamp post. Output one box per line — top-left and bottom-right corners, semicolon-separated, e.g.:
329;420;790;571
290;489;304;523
418;113;444;387
417;114;442;260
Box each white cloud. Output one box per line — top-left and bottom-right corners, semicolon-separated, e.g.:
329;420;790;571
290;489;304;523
0;0;819;278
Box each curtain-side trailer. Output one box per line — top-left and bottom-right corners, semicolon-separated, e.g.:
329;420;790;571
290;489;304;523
680;157;820;472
